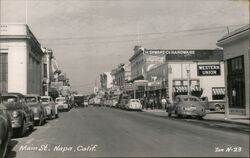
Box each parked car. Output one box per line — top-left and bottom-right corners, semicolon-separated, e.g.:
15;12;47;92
168;95;206;119
0;98;12;158
200;96;225;111
1;93;34;137
55;97;69;112
40;96;58;119
125;99;143;111
25;94;47;126
117;98;129;109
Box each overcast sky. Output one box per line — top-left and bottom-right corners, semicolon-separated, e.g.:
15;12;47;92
1;0;249;94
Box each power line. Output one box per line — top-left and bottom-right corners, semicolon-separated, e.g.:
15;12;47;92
42;29;227;46
38;24;246;41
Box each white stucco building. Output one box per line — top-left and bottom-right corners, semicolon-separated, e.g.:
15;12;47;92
0;24;43;94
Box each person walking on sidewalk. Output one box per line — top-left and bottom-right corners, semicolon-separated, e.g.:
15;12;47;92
161;97;167;110
149;97;154;110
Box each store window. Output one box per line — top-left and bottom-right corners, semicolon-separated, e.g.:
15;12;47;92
0;53;8;92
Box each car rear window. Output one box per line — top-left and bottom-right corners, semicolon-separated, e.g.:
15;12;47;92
131;99;140;102
2;96;18;103
41;98;49;102
26;97;37;103
56;98;65;102
183;97;199;102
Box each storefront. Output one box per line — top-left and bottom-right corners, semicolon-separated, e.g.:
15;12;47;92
217;25;249;116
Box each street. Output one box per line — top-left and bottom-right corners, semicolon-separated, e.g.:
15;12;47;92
6;107;249;158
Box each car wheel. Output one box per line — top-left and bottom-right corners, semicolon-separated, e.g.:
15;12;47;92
16;119;26;137
29;123;34;131
197;116;203;120
215;105;221;111
55;113;59;118
0;127;8;158
49;113;52;120
0;138;8;158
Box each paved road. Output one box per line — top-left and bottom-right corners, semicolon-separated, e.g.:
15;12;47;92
6;107;249;157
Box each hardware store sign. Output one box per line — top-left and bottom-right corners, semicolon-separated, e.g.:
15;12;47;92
197;64;221;76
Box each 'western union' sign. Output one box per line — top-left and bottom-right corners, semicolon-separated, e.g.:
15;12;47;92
197;64;221;76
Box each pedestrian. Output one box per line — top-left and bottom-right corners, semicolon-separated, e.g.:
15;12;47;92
150;97;154;110
161;97;167;110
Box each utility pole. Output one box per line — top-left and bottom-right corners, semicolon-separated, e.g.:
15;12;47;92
186;65;190;98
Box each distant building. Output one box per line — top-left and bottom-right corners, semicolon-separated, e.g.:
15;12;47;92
100;72;113;90
217;25;249;117
0;24;43;94
112;63;131;90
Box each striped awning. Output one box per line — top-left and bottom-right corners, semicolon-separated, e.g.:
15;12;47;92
174;86;188;92
212;87;225;95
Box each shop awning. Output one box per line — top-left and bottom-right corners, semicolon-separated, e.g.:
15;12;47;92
212;87;225;95
174;86;188;92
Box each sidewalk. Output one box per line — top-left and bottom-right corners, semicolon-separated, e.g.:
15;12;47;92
142;109;250;125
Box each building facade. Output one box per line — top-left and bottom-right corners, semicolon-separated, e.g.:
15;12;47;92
217;25;249;117
0;24;43;95
129;47;225;108
100;72;113;90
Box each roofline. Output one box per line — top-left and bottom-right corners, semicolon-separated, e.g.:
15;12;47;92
217;26;249;46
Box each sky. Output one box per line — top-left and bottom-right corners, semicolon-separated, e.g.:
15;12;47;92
0;0;249;94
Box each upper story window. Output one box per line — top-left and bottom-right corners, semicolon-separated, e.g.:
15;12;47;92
228;56;244;75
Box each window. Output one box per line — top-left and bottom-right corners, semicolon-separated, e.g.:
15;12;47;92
228;56;244;74
44;64;47;78
0;53;8;92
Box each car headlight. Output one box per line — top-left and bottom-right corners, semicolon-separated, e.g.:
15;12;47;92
12;111;19;118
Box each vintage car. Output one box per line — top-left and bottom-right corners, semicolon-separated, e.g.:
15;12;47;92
55;97;69;112
167;95;206;119
40;96;58;119
125;99;143;111
25;94;47;126
0;98;12;158
1;93;34;137
117;98;129;109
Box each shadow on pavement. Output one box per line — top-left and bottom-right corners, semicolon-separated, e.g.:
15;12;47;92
6;140;18;158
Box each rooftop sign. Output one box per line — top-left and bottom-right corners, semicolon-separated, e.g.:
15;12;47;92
144;49;223;61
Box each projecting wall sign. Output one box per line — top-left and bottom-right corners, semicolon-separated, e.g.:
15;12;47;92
197;64;221;76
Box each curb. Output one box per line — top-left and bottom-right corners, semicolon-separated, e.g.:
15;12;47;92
141;111;250;133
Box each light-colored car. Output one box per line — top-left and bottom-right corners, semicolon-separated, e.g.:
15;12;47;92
168;95;206;119
25;94;47;126
0;101;12;158
125;99;143;111
55;97;69;111
1;93;34;137
40;96;58;119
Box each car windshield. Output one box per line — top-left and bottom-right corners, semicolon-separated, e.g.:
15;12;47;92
183;97;199;102
41;98;49;102
2;96;18;103
25;97;37;103
56;98;65;102
131;99;139;102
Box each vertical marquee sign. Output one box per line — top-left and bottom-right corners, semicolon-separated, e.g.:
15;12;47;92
197;64;221;76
